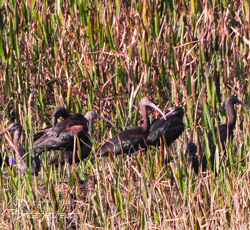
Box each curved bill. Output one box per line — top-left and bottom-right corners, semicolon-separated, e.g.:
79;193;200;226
237;100;250;110
161;106;184;120
162;108;176;119
96;115;115;127
147;101;166;120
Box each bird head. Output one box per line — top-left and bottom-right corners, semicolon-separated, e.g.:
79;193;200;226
139;97;165;119
85;111;114;127
164;106;184;119
52;107;71;126
225;95;250;110
0;122;23;136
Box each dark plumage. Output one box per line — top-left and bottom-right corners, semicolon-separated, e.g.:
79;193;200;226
33;113;90;179
202;95;250;171
0;122;40;175
184;142;199;174
33;107;71;141
52;107;71;126
34;113;89;154
48;110;114;166
96;97;165;157
146;106;184;147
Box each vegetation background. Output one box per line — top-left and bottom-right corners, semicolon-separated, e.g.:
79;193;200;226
0;0;250;228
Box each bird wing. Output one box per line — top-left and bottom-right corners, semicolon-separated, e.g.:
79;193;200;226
33;114;88;150
96;127;146;157
147;117;184;146
45;114;86;136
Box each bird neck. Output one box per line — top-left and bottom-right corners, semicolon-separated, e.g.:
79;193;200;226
141;105;149;133
13;129;22;148
227;104;236;128
88;120;94;138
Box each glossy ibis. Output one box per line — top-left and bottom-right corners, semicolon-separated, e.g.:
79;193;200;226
85;111;114;138
33;112;90;179
202;95;250;172
184;141;199;174
48;110;114;166
33;113;89;153
33;107;71;141
0;122;40;175
146;106;185;148
96;97;165;157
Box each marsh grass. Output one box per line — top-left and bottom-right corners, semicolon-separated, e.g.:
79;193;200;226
0;0;250;228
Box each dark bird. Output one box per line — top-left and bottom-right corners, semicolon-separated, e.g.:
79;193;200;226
85;111;114;138
96;97;165;157
33;113;89;154
33;113;90;179
146;106;185;148
201;95;250;172
51;108;114;136
33;107;71;141
48;110;114;166
184;141;199;174
0;122;40;175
